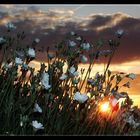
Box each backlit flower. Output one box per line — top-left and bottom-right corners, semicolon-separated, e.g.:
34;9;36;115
68;65;79;77
41;72;51;90
27;48;35;58
125;115;135;126
4;63;12;71
116;29;124;38
87;78;97;86
81;43;90;50
133;122;140;129
59;73;68;80
69;40;76;47
22;64;29;70
125;114;140;129
32;120;44;131
76;36;82;41
127;73;136;80
70;31;75;36
111;98;118;107
34;38;40;43
112;91;128;100
34;103;42;113
20;121;23;127
0;37;6;44
74;92;88;103
15;57;23;65
81;55;88;63
5;22;16;30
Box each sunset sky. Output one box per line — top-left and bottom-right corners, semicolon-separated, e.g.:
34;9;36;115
0;4;140;106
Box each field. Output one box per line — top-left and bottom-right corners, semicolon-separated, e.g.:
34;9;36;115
0;23;140;136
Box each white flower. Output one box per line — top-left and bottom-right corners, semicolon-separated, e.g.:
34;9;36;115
116;29;124;38
20;121;23;127
81;55;88;63
127;73;136;80
34;103;42;113
59;73;68;80
32;120;44;130
48;53;55;59
133;122;140;129
0;37;6;44
70;31;75;36
81;43;90;50
125;115;135;126
22;64;29;70
69;40;76;47
4;63;12;71
112;91;128;100
15;57;23;65
125;115;140;129
27;48;35;58
34;38;40;43
87;78;97;86
74;92;88;103
41;72;51;90
76;36;82;41
68;65;79;77
5;22;16;30
111;98;118;107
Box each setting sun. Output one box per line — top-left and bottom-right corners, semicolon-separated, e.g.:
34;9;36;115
100;102;111;112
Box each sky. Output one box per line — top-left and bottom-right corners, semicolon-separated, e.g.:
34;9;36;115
0;4;140;106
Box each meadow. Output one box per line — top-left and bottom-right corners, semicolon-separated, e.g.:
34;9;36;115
0;23;140;136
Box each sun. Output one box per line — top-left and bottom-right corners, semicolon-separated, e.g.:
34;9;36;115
100;102;111;113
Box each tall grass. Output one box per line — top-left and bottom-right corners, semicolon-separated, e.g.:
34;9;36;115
0;24;140;135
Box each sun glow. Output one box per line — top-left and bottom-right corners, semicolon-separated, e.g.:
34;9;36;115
29;60;140;107
100;102;111;113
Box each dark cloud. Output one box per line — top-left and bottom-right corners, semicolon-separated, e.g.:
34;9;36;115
86;15;112;29
0;9;140;64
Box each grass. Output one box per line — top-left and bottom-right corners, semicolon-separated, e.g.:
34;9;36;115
0;24;140;135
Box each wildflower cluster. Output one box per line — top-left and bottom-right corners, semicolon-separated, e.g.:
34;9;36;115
0;23;139;135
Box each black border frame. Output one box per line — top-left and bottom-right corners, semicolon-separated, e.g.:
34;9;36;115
0;0;140;4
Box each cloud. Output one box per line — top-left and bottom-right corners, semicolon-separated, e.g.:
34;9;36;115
0;5;15;10
0;6;75;29
0;7;140;64
0;11;13;25
79;12;131;32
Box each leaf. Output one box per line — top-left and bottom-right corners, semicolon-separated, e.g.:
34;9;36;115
108;70;111;77
104;84;112;96
123;82;130;88
120;92;128;97
110;75;115;81
116;75;122;83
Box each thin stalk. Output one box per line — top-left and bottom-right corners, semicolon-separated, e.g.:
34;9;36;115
104;48;116;77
